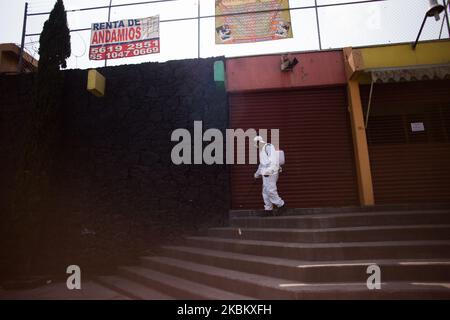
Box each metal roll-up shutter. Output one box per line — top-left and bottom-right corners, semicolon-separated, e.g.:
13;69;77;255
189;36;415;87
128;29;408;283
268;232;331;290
361;80;450;204
230;86;358;209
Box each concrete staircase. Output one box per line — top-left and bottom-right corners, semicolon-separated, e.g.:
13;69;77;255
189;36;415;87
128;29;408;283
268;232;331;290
96;208;450;299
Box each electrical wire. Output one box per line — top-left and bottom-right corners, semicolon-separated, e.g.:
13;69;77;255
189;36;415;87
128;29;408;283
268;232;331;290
73;31;87;68
25;0;389;37
29;0;183;15
27;0;387;16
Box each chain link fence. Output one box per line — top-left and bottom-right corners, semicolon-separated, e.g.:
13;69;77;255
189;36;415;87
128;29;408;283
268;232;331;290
21;0;450;69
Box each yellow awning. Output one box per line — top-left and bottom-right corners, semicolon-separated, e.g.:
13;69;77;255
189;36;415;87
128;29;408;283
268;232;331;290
370;64;450;83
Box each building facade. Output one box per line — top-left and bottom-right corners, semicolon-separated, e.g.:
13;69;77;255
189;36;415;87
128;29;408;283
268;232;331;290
0;43;38;74
226;39;450;209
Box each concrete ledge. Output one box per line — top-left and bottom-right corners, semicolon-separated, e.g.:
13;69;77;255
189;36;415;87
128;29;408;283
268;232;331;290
229;203;450;218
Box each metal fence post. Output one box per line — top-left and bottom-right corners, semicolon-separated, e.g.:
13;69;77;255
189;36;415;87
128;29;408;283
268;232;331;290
198;0;201;59
105;0;113;67
314;0;322;50
17;2;29;73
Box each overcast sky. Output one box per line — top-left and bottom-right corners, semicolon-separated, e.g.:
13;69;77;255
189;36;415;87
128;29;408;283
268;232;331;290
0;0;448;69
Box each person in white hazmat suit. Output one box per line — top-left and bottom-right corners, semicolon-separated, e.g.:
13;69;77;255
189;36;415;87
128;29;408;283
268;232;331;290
253;136;286;216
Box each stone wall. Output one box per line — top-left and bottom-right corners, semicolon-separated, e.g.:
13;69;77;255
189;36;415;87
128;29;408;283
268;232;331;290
0;57;229;277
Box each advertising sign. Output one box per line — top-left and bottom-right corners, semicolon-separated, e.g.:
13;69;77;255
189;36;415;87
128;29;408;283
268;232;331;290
89;15;160;60
215;0;293;44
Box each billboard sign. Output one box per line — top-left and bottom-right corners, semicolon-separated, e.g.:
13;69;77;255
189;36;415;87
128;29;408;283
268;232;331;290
215;0;293;44
89;15;160;60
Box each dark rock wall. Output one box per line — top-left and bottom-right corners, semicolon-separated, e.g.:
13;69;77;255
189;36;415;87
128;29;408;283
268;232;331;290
0;57;229;276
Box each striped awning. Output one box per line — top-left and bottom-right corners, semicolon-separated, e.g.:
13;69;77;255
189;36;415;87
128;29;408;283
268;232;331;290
370;64;450;83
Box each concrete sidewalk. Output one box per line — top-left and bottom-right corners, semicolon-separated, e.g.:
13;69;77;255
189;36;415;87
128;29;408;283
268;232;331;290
0;280;129;300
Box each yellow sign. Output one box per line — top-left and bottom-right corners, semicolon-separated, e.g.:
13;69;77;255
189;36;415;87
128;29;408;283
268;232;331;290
215;0;293;44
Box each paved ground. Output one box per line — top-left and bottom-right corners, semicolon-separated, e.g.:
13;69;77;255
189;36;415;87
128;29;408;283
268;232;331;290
0;280;129;300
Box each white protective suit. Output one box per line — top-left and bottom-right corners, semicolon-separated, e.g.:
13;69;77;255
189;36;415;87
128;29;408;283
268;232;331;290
254;142;285;211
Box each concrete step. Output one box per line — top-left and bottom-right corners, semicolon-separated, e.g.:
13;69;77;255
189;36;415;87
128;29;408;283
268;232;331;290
230;210;450;229
140;255;450;299
275;282;450;299
140;255;307;299
230;204;450;218
95;208;450;299
0;281;131;300
96;275;173;300
184;237;450;261
208;224;450;243
161;245;450;283
117;265;254;300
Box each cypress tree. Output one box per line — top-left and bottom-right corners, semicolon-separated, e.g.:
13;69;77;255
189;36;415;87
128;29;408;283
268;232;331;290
38;0;71;70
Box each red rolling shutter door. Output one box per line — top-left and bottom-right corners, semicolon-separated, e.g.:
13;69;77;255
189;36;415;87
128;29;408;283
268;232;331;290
229;86;359;209
361;80;450;204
